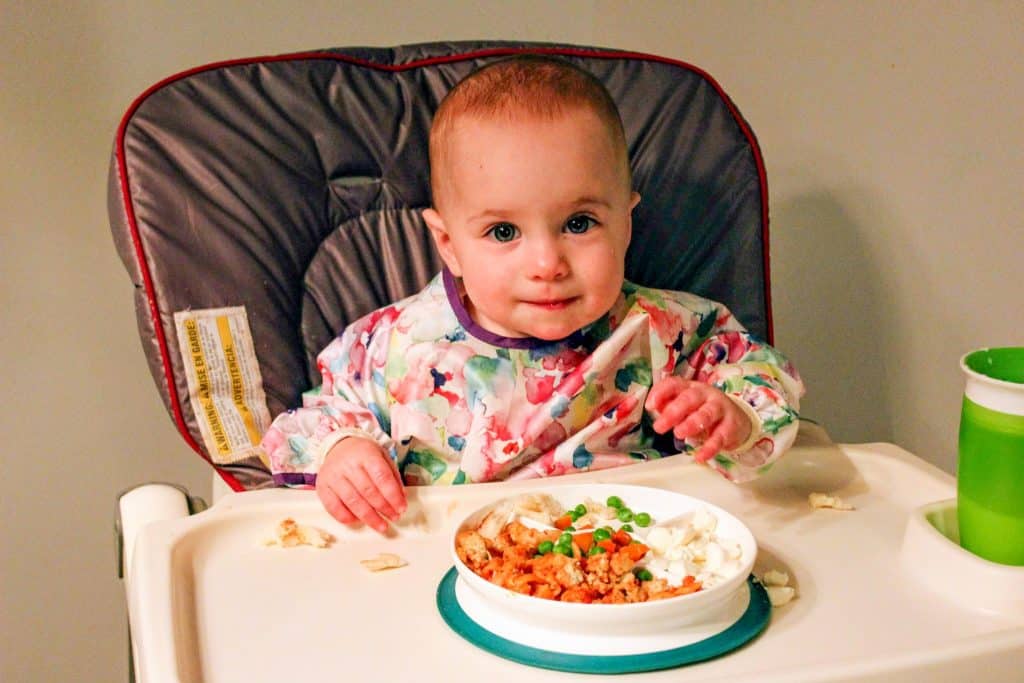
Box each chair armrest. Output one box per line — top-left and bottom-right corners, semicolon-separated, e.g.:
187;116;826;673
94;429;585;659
116;483;205;581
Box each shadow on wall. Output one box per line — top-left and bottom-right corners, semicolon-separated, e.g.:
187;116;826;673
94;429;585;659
770;192;894;445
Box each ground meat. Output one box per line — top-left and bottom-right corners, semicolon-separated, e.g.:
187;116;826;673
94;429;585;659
455;520;701;603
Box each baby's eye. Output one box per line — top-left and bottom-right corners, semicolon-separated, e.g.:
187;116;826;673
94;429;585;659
565;215;596;234
487;222;519;243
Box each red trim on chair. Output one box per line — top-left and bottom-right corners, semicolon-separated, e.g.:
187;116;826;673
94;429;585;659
114;45;773;488
112;157;246;493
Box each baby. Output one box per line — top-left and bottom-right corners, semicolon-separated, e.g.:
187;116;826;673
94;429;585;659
260;55;804;533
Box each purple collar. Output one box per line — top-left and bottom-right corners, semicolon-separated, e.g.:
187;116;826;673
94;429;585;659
442;267;581;350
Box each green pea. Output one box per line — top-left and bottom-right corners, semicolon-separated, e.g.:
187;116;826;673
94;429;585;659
574;503;587;517
559;532;574;545
592;528;612;542
621;523;634;532
634;512;652;527
606;495;624;509
537;540;554;555
617;508;634;523
634;568;653;582
588;545;607;556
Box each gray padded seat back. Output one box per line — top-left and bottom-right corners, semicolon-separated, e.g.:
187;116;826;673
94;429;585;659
108;41;772;489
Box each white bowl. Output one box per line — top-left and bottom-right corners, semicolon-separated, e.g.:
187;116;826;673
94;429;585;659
450;483;757;636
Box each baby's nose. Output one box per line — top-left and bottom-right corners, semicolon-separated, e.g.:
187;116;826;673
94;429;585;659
526;236;569;280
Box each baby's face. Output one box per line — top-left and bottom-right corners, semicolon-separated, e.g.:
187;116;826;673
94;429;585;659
424;108;639;341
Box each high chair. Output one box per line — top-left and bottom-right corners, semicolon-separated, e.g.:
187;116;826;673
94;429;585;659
111;40;1022;683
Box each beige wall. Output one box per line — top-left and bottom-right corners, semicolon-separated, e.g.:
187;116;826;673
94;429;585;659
2;2;1021;680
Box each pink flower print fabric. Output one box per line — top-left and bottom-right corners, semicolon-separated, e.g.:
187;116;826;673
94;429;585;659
261;271;804;486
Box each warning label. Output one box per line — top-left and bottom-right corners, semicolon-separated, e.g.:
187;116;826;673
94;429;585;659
174;306;272;464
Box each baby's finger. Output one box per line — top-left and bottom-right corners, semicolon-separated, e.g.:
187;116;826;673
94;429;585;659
693;430;726;464
334;477;391;534
652;390;705;433
317;485;357;525
645;378;683;413
363;458;407;517
347;465;402;522
716;412;748;451
672;401;722;441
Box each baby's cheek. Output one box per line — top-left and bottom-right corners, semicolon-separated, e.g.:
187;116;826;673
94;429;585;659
463;277;503;316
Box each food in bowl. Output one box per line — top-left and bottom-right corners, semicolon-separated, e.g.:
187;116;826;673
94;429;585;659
451;485;758;635
454;491;745;604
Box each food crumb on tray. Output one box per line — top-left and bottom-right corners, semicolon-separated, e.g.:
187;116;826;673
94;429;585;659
263;518;334;548
360;553;408;572
808;492;855;511
766;585;796;607
758;568;797;606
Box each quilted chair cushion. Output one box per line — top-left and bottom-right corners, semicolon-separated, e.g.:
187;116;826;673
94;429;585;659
109;41;771;489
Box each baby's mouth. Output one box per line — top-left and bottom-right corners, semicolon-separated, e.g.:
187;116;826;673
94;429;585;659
523;297;578;310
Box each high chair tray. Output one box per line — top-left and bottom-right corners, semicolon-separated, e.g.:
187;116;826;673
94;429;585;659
127;423;1024;682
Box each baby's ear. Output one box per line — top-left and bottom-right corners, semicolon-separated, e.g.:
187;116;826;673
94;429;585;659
625;191;641;246
422;208;462;277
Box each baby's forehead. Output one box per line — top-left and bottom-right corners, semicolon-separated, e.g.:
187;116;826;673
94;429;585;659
430;58;631;206
438;103;623;159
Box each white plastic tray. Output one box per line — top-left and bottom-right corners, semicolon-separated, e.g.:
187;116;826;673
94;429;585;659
127;424;1024;682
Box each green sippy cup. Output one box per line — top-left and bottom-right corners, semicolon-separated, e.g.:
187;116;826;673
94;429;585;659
957;347;1024;565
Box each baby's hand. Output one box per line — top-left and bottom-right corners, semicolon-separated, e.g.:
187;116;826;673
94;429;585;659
645;378;752;464
316;436;407;534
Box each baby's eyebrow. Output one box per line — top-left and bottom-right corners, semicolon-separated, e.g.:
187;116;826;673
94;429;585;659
570;196;612;210
465;197;612;224
465;208;513;224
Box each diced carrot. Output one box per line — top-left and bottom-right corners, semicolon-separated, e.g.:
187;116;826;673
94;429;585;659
553;514;574;530
562;587;597;603
682;575;696;586
611;530;632;546
597;539;617;553
621;543;649;561
573;531;594;552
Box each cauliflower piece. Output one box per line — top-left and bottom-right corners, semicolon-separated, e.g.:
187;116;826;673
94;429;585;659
759;567;796;606
704;542;725;573
766;585;796;606
512;494;562;525
692;507;718;533
570;497;618;529
645;527;673;555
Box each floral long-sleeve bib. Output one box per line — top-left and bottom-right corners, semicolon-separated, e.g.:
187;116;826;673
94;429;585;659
261;270;803;486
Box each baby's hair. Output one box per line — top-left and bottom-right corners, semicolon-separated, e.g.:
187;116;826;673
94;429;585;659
429;54;631;208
